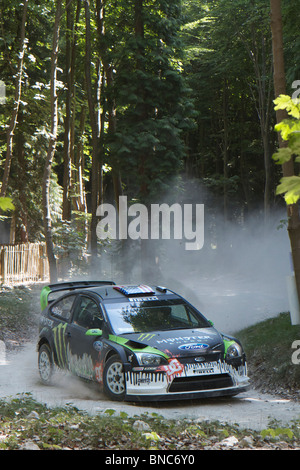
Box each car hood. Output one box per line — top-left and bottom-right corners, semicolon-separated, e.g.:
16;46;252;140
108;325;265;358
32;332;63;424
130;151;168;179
122;327;224;357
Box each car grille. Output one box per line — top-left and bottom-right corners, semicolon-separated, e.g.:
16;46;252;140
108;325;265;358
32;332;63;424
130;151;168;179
179;352;223;363
168;373;234;393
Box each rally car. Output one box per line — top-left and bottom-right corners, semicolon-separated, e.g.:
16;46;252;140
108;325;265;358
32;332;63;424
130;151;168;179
37;281;250;401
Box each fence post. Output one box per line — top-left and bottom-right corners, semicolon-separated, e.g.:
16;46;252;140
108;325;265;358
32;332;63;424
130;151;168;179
0;247;3;284
0;242;50;285
3;246;7;284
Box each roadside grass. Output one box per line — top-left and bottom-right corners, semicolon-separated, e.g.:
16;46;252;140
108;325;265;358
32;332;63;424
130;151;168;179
0;286;40;340
0;393;300;450
235;312;300;395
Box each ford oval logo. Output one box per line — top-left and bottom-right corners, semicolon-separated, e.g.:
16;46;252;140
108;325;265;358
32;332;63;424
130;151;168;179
178;343;209;351
194;356;205;362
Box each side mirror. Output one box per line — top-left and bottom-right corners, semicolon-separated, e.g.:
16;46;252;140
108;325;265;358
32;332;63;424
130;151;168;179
85;328;103;336
208;320;214;327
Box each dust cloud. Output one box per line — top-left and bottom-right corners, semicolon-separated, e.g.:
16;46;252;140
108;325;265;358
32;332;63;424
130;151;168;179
0;342;107;407
96;200;291;334
161;211;291;334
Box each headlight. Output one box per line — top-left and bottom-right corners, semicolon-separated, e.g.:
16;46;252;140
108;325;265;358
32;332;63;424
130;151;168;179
226;342;242;358
135;353;163;366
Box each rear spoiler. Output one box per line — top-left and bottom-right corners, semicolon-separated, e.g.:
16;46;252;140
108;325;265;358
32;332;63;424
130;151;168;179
40;280;116;311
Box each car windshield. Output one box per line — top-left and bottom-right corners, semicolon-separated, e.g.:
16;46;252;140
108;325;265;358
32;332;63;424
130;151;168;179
104;299;210;335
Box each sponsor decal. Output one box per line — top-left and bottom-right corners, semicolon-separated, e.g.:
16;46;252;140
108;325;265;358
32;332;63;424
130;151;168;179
129;297;159;302
53;323;68;368
93;341;103;351
40;316;54;328
178;343;209;351
155;335;212;345
52;322;94;380
158;358;184;381
94;361;103;383
67;346;94;380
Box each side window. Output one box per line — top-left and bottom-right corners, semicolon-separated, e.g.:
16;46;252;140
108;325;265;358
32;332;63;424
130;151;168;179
72;296;103;329
50;295;76;321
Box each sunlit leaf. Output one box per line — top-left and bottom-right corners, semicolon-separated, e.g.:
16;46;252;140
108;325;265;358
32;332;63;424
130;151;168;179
0;197;15;212
276;176;300;205
272;147;292;164
274;94;300;119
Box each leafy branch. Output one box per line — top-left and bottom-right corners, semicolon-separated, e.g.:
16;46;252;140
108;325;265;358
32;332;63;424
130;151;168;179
272;94;300;204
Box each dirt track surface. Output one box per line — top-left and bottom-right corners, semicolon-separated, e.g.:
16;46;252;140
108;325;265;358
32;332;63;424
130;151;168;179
1;342;300;432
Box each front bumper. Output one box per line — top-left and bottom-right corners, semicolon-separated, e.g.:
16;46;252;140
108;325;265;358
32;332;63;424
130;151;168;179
124;359;250;401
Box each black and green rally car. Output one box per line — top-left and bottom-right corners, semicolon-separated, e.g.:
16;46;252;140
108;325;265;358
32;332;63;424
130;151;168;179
37;281;250;401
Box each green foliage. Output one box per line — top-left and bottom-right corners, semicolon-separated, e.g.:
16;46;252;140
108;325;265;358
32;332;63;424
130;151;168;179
235;312;300;390
0;197;15;212
0;0;299;254
0;393;299;449
261;427;294;440
105;0;194;203
276;176;300;205
180;0;276;211
272;94;300;204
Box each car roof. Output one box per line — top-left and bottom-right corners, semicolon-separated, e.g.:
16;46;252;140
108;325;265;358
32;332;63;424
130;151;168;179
41;282;179;310
79;284;176;301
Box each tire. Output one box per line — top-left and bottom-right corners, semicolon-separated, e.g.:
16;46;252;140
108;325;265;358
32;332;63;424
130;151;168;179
103;355;126;401
38;344;53;385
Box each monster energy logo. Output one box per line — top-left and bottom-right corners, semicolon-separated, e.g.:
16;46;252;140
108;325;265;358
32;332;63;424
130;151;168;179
53;323;68;368
138;333;156;341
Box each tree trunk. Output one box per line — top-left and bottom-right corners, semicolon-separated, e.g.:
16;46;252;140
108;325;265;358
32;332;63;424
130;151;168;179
85;0;103;260
222;79;229;223
270;0;300;302
74;105;89;247
42;0;62;283
16;113;29;243
62;0;74;221
62;0;82;221
1;0;28;198
135;0;148;201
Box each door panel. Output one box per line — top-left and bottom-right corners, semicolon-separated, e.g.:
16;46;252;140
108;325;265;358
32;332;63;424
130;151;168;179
66;295;104;380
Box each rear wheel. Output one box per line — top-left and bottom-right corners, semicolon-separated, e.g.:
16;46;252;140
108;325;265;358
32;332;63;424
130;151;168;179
103;355;126;401
38;344;53;385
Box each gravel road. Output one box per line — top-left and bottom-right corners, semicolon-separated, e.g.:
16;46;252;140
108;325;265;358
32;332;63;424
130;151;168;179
1;342;300;432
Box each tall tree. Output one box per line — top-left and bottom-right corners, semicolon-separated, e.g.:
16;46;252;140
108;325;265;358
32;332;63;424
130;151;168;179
84;0;103;259
43;0;63;283
62;0;74;221
0;0;28;198
270;0;300;302
108;0;192;203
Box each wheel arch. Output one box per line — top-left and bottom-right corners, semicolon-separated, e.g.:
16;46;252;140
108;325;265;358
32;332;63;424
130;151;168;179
37;334;58;366
103;338;129;365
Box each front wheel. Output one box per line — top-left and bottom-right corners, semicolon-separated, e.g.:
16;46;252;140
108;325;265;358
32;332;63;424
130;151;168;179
38;344;53;385
103;355;126;401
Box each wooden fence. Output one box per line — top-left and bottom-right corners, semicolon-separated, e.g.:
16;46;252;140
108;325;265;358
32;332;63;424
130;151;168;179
0;243;49;285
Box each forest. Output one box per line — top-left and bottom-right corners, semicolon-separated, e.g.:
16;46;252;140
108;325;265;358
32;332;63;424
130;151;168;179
0;0;300;286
